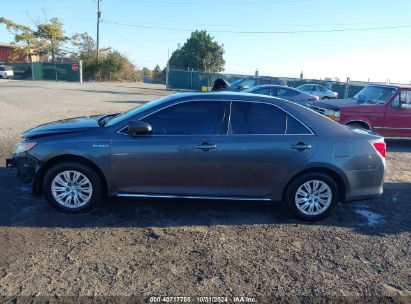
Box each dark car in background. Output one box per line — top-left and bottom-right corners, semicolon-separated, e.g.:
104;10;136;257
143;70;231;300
243;85;319;103
7;92;386;221
212;76;285;92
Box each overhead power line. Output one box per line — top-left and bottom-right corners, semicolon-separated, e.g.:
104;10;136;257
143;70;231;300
103;23;167;55
114;0;313;5
102;21;411;34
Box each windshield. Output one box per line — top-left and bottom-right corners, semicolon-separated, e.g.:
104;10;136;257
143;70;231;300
230;78;244;87
105;95;176;126
353;86;397;104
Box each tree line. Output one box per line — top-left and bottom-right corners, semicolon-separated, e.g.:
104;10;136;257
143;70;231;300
0;16;225;81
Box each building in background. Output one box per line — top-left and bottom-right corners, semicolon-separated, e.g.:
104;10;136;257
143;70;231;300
0;42;41;63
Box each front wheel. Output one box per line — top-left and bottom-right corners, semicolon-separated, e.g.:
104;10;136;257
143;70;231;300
285;173;339;221
43;162;102;213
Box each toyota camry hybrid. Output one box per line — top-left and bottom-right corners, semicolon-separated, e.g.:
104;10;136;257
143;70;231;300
6;92;386;221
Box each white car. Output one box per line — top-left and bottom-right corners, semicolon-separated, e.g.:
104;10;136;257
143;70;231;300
0;66;14;79
297;84;338;99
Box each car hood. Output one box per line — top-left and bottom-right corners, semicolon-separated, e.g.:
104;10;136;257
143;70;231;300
21;115;103;139
309;98;358;110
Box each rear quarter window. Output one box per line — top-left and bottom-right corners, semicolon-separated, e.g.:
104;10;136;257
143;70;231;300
286;115;312;134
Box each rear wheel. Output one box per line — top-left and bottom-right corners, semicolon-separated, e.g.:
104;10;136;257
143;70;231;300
322;96;330;100
43;162;102;213
285;173;339;221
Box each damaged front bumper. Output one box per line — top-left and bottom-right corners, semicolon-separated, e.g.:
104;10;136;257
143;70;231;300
6;153;42;183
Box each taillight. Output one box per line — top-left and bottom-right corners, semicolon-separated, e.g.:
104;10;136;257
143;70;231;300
308;97;319;101
373;142;386;158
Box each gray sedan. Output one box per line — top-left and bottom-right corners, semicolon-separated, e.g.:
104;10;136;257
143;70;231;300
243;85;319;103
297;84;338;99
6;92;386;221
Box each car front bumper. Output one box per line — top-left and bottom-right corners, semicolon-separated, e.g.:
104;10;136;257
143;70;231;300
6;153;42;183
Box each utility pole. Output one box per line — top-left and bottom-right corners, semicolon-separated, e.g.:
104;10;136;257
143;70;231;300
166;48;170;90
96;0;102;62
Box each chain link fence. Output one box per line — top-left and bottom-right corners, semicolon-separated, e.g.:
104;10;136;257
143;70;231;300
167;68;374;98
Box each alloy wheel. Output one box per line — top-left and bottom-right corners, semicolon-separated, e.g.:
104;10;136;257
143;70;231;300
51;170;93;208
295;180;332;216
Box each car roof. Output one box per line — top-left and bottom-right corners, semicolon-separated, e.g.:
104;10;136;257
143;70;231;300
246;84;291;90
173;91;284;102
367;83;411;90
299;83;323;87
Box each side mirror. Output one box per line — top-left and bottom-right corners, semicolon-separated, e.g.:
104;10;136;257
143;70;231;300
128;120;152;135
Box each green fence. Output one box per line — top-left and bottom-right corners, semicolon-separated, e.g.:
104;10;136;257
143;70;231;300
1;62;80;82
32;62;80;82
168;68;365;98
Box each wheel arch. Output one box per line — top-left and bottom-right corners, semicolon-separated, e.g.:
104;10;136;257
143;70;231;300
33;154;108;196
282;167;348;203
345;120;372;130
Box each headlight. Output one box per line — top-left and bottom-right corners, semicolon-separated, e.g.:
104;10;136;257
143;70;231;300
324;109;340;121
13;142;37;154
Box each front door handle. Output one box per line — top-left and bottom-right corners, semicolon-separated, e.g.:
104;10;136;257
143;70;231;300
195;142;217;151
291;142;312;151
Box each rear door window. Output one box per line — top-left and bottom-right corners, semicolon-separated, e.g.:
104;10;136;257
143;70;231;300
400;90;411;106
253;88;271;96
230;102;286;134
229;101;312;135
278;88;299;97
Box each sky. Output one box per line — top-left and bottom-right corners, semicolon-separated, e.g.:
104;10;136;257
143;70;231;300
1;0;411;83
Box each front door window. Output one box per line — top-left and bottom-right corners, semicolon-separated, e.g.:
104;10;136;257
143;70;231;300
141;101;223;135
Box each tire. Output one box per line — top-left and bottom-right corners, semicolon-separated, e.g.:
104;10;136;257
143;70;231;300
322;96;330;100
43;162;102;213
285;173;339;221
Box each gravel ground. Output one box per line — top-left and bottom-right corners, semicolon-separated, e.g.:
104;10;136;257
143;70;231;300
0;80;410;302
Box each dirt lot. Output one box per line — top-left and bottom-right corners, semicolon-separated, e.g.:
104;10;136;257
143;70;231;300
0;80;410;302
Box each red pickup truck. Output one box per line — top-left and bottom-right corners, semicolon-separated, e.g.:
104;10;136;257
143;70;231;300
309;84;411;137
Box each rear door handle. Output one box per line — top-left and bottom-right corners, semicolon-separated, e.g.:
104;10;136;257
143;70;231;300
195;142;217;151
291;143;312;151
